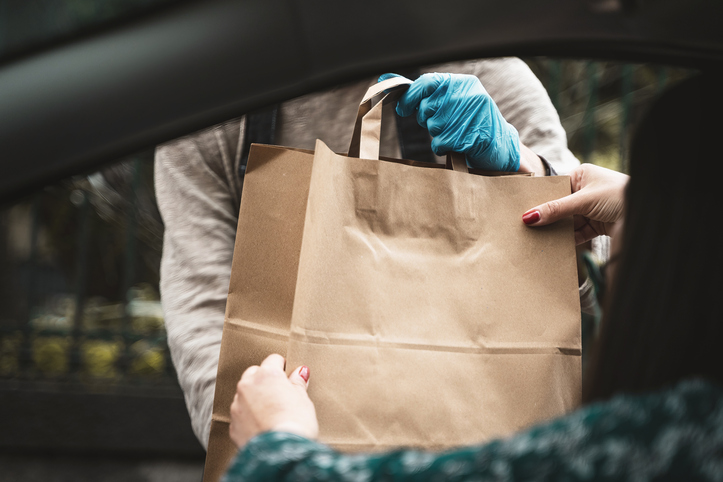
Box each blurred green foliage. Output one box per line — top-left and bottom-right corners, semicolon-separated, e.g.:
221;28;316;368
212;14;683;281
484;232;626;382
32;336;71;376
81;339;122;379
1;283;167;382
0;332;22;376
524;59;693;173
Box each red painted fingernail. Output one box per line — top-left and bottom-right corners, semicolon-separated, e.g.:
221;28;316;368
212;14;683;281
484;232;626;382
522;210;540;225
299;366;310;383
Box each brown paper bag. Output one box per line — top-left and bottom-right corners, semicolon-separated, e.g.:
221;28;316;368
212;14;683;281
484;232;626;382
203;78;581;481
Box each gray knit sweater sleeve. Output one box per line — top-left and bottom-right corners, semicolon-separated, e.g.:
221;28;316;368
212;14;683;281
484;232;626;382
155;120;244;447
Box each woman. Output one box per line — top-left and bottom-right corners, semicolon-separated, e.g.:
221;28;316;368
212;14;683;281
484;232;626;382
223;73;723;480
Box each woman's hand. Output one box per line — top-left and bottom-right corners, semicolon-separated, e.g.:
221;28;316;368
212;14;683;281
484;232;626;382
229;354;319;449
522;164;629;245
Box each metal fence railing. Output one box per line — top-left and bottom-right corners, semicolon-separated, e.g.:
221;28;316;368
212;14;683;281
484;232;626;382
0;153;172;387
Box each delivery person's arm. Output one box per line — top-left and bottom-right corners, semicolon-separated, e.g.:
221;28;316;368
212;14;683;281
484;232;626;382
423;57;580;176
383;71;559;178
382;71;527;172
154;118;245;449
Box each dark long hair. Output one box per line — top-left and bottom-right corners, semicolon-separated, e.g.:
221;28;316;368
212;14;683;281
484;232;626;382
583;72;723;403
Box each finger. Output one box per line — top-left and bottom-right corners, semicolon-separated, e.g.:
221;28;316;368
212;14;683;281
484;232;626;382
240;365;259;381
228;424;237;446
260;353;286;372
430;129;460;157
288;365;310;390
416;96;441;128
230;392;243;415
397;73;447;117
522;191;593;227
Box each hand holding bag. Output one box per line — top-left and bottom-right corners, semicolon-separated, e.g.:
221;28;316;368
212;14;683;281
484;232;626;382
203;77;581;481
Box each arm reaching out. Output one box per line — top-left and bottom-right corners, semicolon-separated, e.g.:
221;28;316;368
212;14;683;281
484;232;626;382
522;164;629;245
380;72;524;172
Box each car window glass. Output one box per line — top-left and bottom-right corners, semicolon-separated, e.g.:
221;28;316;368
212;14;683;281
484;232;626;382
0;57;694;396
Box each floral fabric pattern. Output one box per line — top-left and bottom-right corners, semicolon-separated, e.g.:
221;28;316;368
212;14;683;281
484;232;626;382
224;379;723;481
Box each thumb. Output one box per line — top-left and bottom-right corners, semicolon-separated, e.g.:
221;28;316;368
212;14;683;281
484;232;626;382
396;73;447;118
288;365;310;390
522;191;588;226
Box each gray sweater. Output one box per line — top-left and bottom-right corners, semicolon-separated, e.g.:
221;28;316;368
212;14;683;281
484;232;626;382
155;57;589;449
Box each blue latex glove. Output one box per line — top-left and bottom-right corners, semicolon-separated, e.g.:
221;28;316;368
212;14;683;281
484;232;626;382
379;73;521;171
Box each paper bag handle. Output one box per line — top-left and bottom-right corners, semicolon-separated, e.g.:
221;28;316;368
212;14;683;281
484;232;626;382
348;77;412;159
349;78;469;174
446;153;468;172
361;76;414;104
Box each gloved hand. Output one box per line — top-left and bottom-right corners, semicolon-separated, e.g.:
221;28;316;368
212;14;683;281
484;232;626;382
379;73;521;171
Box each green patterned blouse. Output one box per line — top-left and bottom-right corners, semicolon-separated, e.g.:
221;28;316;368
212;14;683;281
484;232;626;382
223;379;723;481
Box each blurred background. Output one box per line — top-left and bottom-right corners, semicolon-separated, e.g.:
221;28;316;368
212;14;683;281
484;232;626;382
0;57;692;482
0;0;695;481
